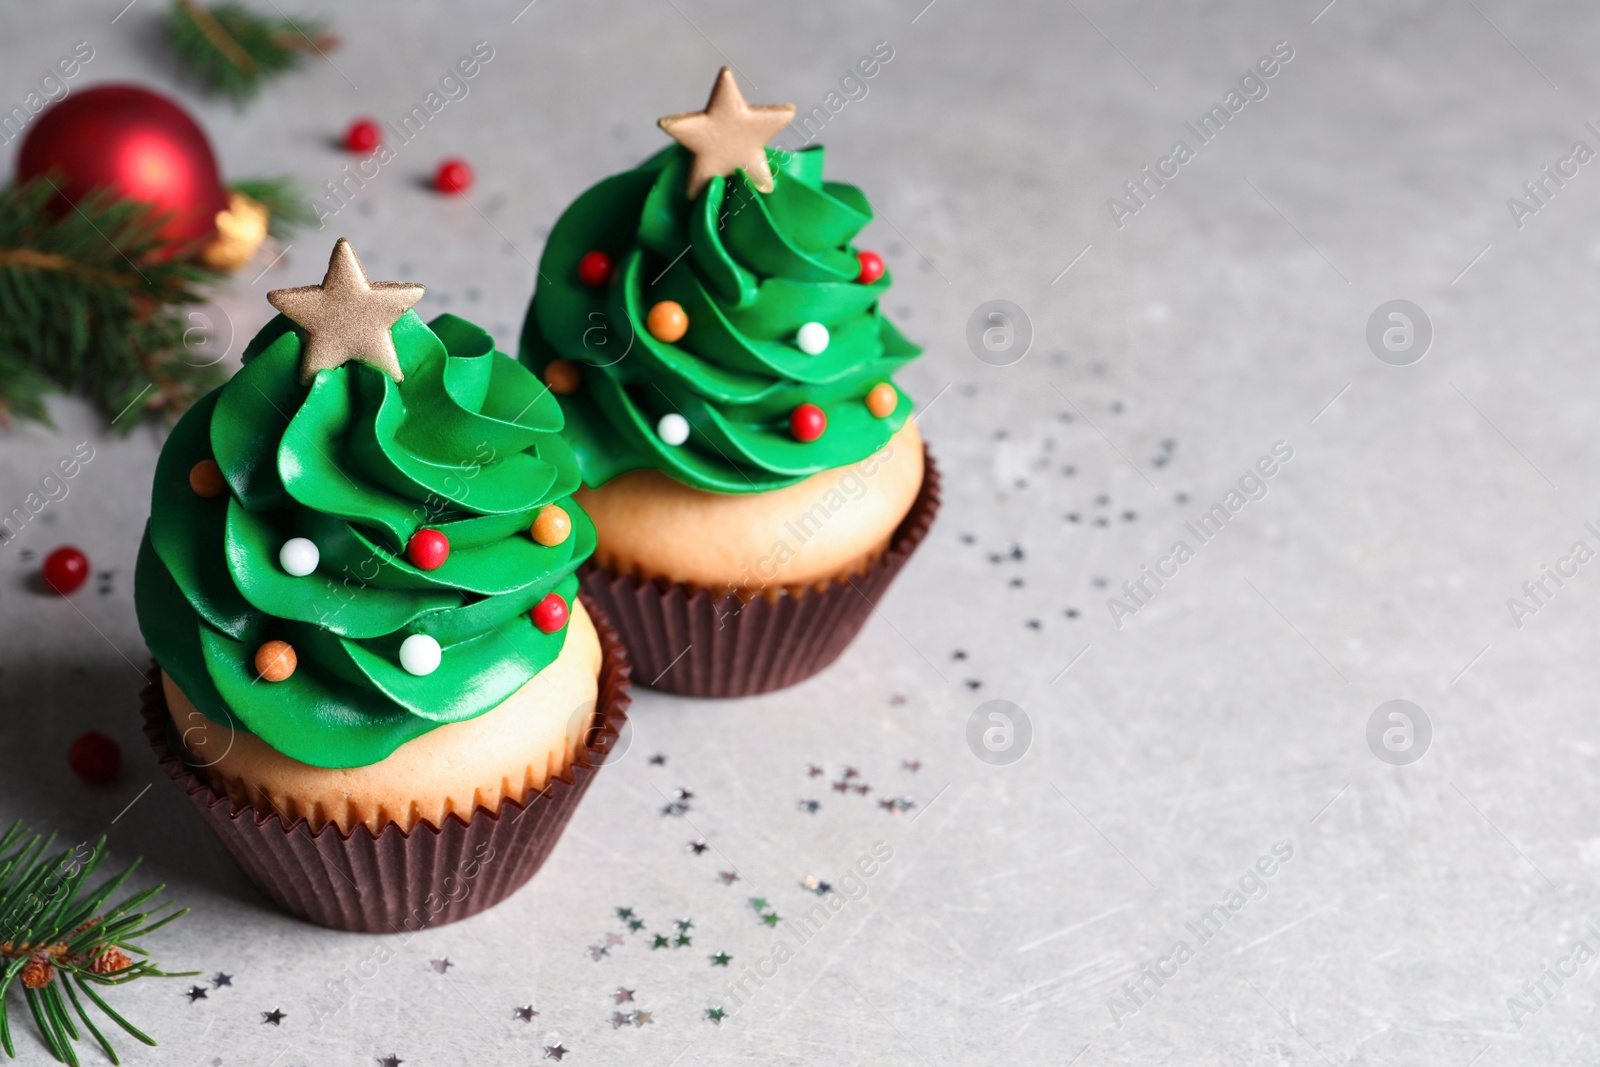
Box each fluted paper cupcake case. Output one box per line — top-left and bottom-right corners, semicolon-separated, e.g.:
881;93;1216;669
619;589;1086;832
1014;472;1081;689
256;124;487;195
139;595;632;934
580;447;940;698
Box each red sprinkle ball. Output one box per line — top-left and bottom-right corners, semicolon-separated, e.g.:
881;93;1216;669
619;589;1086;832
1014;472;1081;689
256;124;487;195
577;250;613;288
790;403;827;442
434;158;474;195
345;118;381;154
531;593;569;634
42;546;90;594
68;731;121;784
406;529;450;571
855;250;885;285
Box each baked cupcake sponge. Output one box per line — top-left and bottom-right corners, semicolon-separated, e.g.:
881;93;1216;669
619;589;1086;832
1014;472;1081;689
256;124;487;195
577;421;923;597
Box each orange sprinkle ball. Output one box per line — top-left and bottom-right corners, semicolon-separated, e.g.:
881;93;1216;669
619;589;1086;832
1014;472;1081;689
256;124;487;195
866;382;898;418
646;300;689;343
189;459;227;498
544;359;582;395
531;504;571;547
255;640;297;682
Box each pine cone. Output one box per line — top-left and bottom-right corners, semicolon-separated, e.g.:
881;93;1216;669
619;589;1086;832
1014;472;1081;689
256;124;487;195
90;947;131;975
20;952;54;989
72;917;102;936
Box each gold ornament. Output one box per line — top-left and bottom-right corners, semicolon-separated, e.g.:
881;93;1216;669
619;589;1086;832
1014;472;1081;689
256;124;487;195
267;239;425;384
203;190;270;270
658;68;795;199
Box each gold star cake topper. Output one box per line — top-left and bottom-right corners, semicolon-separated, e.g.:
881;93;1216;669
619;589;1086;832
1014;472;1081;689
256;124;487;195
658;68;796;199
267;239;425;385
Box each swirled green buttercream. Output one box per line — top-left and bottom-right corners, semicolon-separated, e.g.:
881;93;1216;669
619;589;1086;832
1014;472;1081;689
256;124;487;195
519;144;921;493
135;311;595;768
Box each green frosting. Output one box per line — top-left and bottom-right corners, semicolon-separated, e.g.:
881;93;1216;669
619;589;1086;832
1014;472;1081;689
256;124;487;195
134;311;595;769
519;144;921;493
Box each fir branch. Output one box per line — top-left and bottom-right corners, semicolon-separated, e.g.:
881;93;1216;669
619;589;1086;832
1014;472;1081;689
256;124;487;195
0;826;193;1065
0;177;228;430
230;177;315;240
166;0;337;106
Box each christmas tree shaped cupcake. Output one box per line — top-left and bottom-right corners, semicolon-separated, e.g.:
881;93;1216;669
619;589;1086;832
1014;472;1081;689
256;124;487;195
520;69;939;697
135;240;629;932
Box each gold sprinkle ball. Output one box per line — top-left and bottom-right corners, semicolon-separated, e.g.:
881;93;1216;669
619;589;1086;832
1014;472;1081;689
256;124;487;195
189;459;228;498
531;504;572;547
866;382;898;418
545;359;582;395
255;640;297;682
647;301;689;343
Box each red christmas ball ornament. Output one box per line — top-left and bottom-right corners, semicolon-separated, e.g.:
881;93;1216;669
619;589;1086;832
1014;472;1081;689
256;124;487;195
577;250;613;288
435;158;473;194
17;85;230;250
855;250;885;285
406;529;450;571
42;546;90;594
69;731;121;784
531;593;569;634
790;403;827;442
345;118;382;153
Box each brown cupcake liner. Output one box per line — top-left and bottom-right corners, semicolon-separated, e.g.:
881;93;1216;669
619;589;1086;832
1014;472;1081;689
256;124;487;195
139;595;632;934
580;445;941;698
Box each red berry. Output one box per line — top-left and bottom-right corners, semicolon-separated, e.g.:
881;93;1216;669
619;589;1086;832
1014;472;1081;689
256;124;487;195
406;529;450;571
531;593;568;634
434;158;473;195
855;250;885;285
68;731;120;784
42;546;89;594
790;403;827;442
577;250;613;288
345;119;381;153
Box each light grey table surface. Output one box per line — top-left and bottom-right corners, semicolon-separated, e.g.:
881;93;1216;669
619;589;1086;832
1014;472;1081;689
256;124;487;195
2;1;1598;1064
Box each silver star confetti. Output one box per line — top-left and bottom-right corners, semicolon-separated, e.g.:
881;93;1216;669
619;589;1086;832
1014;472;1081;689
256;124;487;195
514;1005;538;1022
804;764;824;777
212;972;232;987
587;943;609;961
632;1009;655;1027
648;753;666;765
688;838;709;854
185;986;207;1002
379;1056;403;1067
902;758;922;772
613;988;635;1004
429;958;452;974
605;932;626;947
798;798;821;813
718;871;740;885
543;1043;568;1061
705;1006;727;1024
261;1007;286;1025
610;1011;631;1030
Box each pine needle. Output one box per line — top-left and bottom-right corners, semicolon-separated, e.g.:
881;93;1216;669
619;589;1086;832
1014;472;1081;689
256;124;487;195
0;177;228;430
166;0;337;107
0;826;192;1064
230;176;315;240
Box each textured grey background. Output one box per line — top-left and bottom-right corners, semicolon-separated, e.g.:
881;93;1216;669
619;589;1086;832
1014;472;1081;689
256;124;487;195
2;0;1598;1063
